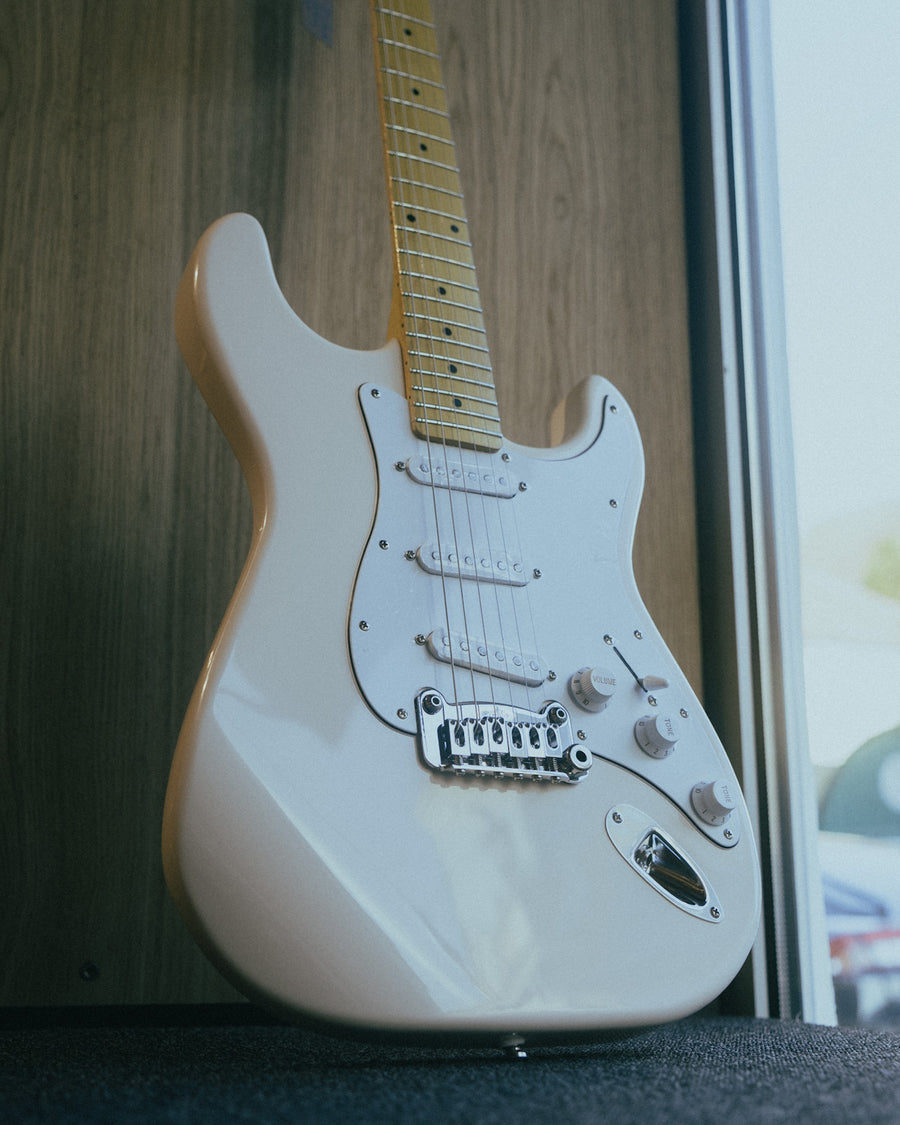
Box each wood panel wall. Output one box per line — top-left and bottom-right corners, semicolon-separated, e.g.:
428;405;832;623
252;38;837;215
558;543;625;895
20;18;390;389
0;0;698;1007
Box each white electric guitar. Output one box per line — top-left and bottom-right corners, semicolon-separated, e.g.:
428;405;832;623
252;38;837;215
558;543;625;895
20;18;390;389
163;0;760;1045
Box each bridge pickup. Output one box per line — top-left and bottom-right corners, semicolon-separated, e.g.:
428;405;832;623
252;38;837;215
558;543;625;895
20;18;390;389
406;454;518;498
416;543;528;586
415;689;592;784
426;630;547;686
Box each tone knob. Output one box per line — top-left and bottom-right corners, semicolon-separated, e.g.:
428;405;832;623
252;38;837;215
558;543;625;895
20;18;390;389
691;780;736;826
634;713;681;758
569;666;617;712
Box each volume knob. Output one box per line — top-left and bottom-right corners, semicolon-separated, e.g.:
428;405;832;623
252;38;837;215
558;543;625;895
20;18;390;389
569;666;618;712
634;713;681;758
691;780;736;825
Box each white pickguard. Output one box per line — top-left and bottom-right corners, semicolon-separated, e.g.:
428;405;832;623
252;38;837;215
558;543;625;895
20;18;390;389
350;380;740;847
162;213;761;1042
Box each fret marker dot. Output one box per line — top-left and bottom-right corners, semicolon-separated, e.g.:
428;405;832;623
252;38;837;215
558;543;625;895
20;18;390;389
404;28;412;36
454;397;463;407
420;143;427;151
407;213;416;222
450;224;459;232
438;286;447;294
448;364;458;373
444;327;452;336
412;87;420;96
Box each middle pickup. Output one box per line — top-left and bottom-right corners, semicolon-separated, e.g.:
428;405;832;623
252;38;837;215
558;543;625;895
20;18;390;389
415;543;529;587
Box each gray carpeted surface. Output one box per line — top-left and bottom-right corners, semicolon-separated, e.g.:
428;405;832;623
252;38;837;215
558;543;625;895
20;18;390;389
2;1014;900;1123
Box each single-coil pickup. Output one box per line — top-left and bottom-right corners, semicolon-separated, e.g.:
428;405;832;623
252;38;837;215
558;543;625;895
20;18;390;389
406;455;518;498
426;630;547;687
416;544;528;586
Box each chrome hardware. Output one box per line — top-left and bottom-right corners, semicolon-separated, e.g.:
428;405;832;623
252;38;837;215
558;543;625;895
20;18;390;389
606;805;723;922
415;689;591;784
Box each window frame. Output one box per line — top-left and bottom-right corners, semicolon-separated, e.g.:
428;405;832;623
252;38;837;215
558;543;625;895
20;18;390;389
678;0;835;1022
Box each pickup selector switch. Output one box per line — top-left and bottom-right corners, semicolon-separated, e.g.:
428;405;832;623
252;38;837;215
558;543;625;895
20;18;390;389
569;666;617;712
691;780;736;826
634;713;681;758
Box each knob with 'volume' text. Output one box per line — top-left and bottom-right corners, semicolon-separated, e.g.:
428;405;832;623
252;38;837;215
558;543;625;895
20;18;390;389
569;666;617;712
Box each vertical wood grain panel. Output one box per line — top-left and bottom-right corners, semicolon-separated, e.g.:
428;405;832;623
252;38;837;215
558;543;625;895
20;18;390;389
0;0;699;1006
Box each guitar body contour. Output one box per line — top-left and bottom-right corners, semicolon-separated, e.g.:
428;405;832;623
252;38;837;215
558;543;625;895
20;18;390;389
162;212;760;1042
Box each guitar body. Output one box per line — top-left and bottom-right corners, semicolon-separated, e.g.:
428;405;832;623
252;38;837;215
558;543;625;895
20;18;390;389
163;213;760;1042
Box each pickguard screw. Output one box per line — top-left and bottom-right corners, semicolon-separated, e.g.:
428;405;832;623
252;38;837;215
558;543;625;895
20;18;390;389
634;630;643;639
395;461;405;471
710;906;721;919
724;829;733;841
547;670;557;681
370;388;381;398
576;729;586;741
379;539;389;550
612;810;623;824
533;568;542;579
603;634;613;645
358;620;369;631
397;708;408;720
610;404;618;414
648;695;657;707
501;452;510;462
79;961;100;982
414;633;427;645
680;708;689;718
518;481;528;492
405;549;416;560
609;499;618;508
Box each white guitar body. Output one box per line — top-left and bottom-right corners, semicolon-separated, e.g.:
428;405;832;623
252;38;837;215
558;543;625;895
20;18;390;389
163;212;760;1042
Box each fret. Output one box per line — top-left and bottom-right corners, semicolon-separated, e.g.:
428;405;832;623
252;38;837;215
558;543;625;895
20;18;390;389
398;249;476;273
392;174;463;201
372;0;501;451
386;122;456;149
376;38;441;63
412;405;501;428
380;67;443;92
382;95;449;120
392;179;463;204
389;151;460;177
402;306;486;328
411;372;494;392
399;267;480;295
394;229;472;257
406;330;489;352
373;7;433;32
410;384;497;404
402;289;481;317
409;354;494;375
393;200;467;226
413;417;503;443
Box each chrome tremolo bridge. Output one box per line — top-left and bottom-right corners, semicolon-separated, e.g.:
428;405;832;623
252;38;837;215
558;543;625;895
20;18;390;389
414;688;592;784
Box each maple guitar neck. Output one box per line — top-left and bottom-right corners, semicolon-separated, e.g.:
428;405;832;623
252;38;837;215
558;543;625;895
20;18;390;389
371;0;503;453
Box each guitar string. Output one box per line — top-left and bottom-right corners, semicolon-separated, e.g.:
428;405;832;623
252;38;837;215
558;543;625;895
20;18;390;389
399;8;543;721
381;2;539;724
377;4;480;720
378;3;544;730
391;5;520;724
383;4;510;724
